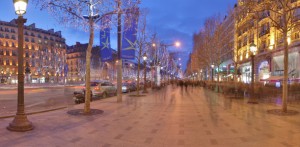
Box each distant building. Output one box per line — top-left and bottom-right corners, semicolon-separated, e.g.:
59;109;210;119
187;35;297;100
0;19;66;84
66;42;101;83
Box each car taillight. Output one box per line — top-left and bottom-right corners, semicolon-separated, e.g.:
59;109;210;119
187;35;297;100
94;87;100;90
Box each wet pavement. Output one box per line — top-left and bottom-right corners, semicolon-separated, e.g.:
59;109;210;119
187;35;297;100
0;85;299;147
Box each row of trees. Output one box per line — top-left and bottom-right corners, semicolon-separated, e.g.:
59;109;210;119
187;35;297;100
193;10;234;91
33;0;179;113
193;0;300;113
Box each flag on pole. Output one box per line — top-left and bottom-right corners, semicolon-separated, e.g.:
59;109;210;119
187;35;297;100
122;7;139;60
100;14;112;61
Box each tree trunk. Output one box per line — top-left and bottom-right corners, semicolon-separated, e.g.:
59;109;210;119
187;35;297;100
84;18;94;114
282;29;288;113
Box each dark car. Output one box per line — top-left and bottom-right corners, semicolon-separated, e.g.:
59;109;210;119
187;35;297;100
122;83;136;93
73;93;92;104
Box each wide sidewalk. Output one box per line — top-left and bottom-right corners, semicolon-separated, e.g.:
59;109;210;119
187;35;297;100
0;86;299;147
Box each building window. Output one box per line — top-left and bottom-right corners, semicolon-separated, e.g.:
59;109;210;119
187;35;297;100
11;35;16;40
12;50;17;56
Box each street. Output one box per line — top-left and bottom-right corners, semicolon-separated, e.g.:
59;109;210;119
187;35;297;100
0;86;80;116
0;85;299;146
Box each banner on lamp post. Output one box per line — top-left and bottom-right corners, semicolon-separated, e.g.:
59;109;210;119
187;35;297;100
100;14;112;62
121;7;139;60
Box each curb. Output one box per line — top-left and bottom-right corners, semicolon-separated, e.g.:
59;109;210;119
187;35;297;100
0;106;67;119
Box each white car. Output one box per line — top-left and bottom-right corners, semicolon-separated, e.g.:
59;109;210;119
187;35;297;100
82;82;117;98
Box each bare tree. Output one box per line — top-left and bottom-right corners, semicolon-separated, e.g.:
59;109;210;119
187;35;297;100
34;0;113;113
195;16;222;82
135;11;149;96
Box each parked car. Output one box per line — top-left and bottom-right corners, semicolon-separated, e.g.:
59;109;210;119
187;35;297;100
122;83;136;93
77;81;117;98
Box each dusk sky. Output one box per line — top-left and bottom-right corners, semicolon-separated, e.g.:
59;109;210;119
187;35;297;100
0;0;236;70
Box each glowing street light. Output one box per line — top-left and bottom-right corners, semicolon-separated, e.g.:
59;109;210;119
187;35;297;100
248;43;258;104
175;41;181;47
8;0;33;132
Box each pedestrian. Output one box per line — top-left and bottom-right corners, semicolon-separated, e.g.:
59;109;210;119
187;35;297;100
184;81;188;92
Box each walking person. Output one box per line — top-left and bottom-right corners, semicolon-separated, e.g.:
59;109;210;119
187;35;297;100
184;81;188;93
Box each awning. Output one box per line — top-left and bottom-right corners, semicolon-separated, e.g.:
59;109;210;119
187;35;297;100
31;75;40;78
260;76;283;82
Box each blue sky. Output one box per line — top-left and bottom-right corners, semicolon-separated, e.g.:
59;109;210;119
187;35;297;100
0;0;236;70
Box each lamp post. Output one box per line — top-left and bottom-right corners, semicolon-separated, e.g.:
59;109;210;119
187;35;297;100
211;64;215;82
1;70;3;83
248;43;258;104
142;53;148;93
7;0;33;132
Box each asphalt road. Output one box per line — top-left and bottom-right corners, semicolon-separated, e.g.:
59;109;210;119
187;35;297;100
0;86;82;116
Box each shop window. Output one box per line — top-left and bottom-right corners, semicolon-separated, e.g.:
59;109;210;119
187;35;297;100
295;32;300;39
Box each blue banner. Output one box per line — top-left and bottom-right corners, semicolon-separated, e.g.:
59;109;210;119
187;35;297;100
64;64;68;75
100;15;112;61
122;7;139;60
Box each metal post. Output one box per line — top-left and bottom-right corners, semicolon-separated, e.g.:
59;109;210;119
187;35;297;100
143;60;148;93
7;16;33;132
248;54;258;104
1;70;3;83
211;68;214;82
117;0;122;102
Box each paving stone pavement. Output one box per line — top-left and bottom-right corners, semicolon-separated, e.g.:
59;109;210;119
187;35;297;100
0;86;300;147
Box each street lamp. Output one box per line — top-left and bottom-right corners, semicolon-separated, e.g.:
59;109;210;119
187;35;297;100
142;53;148;93
211;64;215;82
8;0;33;132
175;41;181;47
1;70;3;83
248;43;258;104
